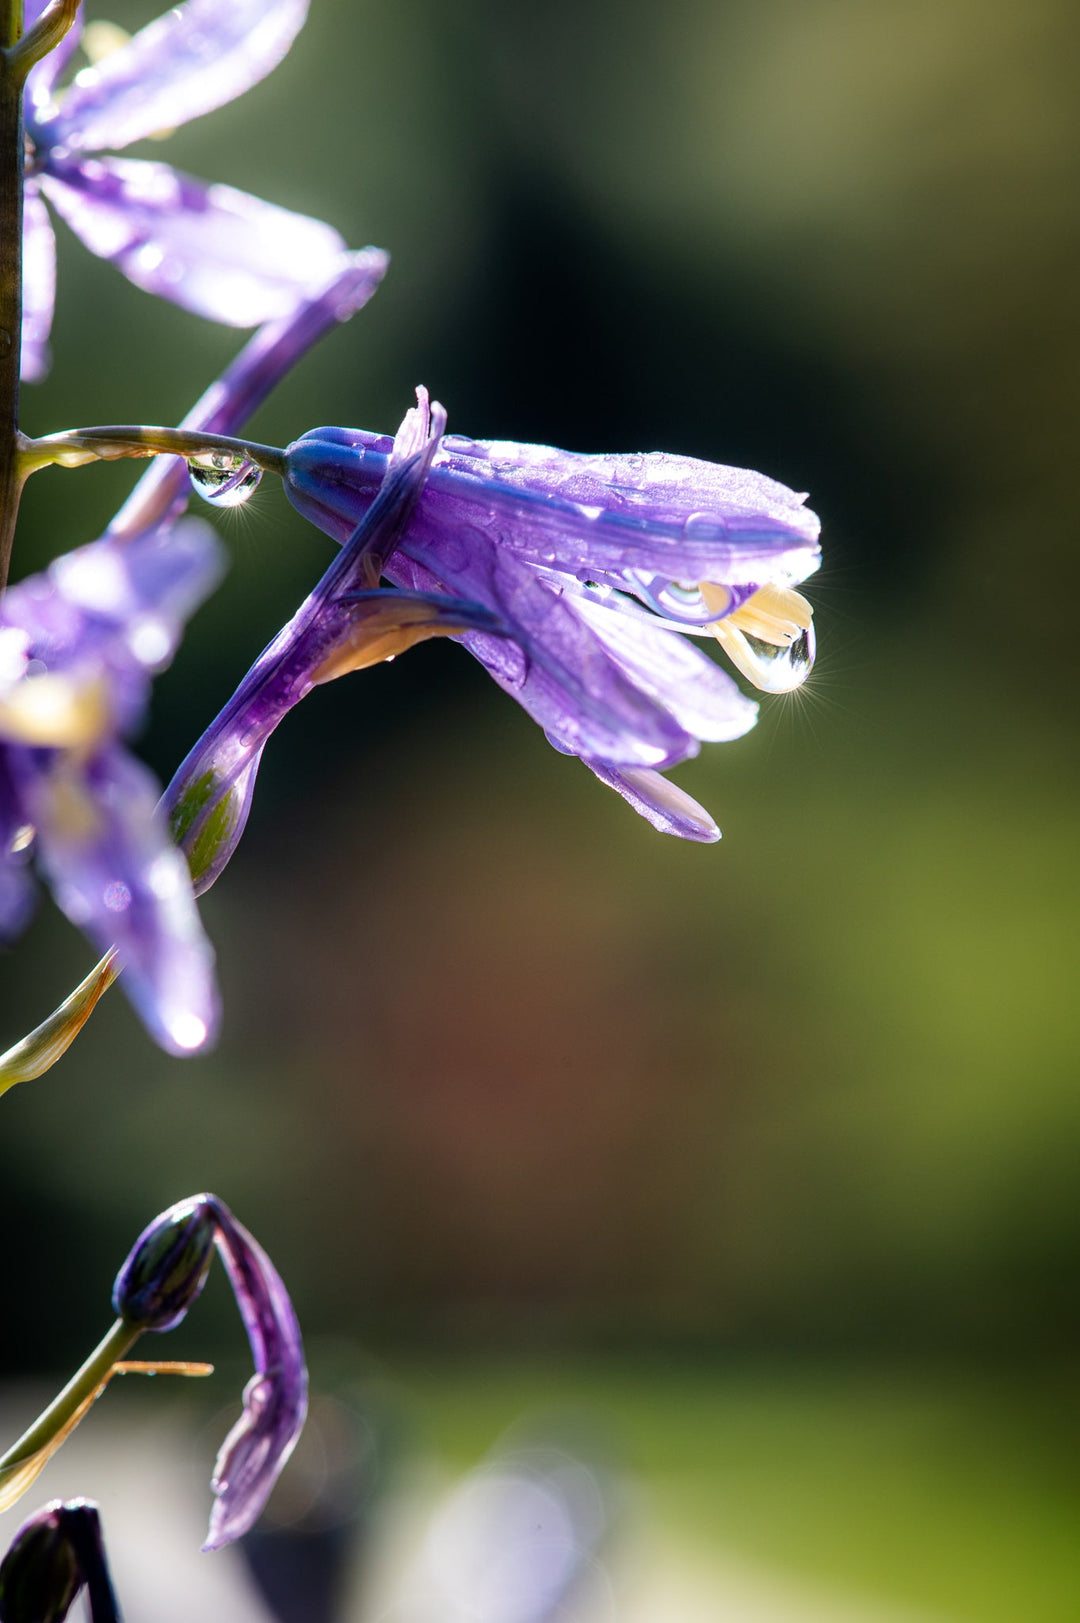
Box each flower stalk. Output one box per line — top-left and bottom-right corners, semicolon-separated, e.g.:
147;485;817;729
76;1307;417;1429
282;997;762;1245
17;425;288;477
0;0;25;592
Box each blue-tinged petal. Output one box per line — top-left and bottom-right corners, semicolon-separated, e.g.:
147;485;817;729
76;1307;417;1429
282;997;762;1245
37;0;308;155
584;760;720;843
571;590;759;743
285;427;821;588
40;157;346;326
21;184;56;384
15;744;219;1054
203;1199;307;1550
386;527;696;767
0;755;37;943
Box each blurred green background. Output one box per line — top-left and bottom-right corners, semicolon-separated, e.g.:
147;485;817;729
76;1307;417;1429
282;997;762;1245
3;0;1080;1617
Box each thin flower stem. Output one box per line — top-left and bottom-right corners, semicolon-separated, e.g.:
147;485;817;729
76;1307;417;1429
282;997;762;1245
0;1318;141;1509
0;0;25;594
18;424;289;476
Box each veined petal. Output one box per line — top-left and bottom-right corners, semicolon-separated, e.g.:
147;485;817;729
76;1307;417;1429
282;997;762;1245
386;531;696;767
584;760;720;843
286;428;822;588
20;185;56;383
41;158;347;326
204;1200;307;1550
572;590;758;743
16;745;219;1055
38;0;308;154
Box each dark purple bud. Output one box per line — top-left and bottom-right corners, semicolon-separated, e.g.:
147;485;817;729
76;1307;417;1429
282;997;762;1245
112;1194;216;1332
0;1499;120;1623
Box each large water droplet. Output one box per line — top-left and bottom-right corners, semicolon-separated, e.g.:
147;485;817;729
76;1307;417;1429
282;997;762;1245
188;450;262;507
714;621;815;693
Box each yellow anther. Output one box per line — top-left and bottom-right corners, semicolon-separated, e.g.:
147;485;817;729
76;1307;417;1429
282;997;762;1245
703;582;815;694
0;673;109;749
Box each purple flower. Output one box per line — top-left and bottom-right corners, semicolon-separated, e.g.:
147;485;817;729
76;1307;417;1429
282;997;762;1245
166;393;503;890
0;516;223;1052
21;0;346;380
0;1499;119;1623
113;1193;308;1551
283;395;821;839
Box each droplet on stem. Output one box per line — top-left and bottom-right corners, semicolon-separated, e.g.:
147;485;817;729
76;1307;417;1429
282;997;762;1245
188;451;262;508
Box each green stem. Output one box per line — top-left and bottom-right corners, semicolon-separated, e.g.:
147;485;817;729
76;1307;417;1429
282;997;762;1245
19;424;289;477
0;0;24;593
0;1318;140;1487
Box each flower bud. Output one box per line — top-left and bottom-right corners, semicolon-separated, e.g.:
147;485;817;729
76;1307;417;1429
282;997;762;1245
0;1502;88;1623
112;1194;217;1332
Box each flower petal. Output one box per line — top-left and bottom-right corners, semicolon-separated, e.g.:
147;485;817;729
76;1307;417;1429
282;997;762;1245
20;185;56;383
287;427;822;588
0;755;36;944
571;590;758;743
38;0;308;155
387;533;695;767
41;157;346;326
584;760;720;842
15;745;219;1055
203;1200;307;1550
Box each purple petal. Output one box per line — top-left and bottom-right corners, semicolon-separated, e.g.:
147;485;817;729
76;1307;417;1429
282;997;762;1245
584;760;720;842
38;0;308;155
0;753;37;943
40;157;346;326
287;428;821;588
387;531;695;767
20;184;56;383
572;591;758;743
14;744;219;1054
4;518;225;736
203;1199;307;1550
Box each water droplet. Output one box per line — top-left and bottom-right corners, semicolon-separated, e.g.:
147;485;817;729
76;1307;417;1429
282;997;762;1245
713;621;815;693
188;451;262;507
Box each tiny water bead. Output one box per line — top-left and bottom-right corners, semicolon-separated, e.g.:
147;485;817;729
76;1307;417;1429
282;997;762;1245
188;451;262;508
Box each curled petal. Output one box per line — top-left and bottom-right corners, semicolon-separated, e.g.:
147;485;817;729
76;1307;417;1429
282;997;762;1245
21;185;56;383
585;760;720;843
41;158;346;326
38;0;308;154
17;745;219;1055
204;1200;307;1550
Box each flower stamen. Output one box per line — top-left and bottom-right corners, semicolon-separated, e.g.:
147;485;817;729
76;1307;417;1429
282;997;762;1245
702;582;815;693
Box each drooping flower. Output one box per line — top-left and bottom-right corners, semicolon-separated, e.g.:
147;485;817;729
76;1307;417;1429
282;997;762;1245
283;395;822;838
21;0;347;380
0;516;223;1053
166;392;504;890
114;1193;308;1550
0;1499;120;1623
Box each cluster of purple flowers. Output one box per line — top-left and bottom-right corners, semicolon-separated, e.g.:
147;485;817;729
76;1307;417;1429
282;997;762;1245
0;0;822;1597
